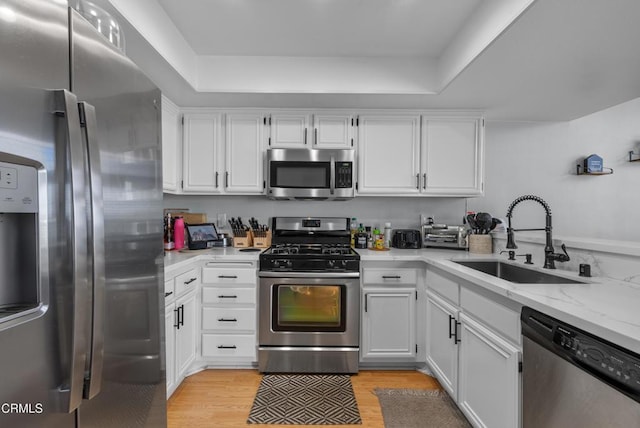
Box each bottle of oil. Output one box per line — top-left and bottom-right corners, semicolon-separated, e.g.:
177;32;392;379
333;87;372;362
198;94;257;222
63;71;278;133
350;217;358;248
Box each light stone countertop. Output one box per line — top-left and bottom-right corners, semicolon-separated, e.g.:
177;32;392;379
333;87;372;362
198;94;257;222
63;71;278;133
164;246;640;355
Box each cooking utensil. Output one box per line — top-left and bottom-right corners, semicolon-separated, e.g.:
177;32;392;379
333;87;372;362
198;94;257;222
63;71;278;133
476;212;493;234
466;214;478;233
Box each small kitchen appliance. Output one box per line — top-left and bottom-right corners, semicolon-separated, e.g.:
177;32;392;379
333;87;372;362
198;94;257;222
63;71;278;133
266;148;355;200
258;217;360;373
391;229;422;249
422;224;469;249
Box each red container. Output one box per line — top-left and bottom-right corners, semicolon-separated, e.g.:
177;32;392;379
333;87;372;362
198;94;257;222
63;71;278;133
173;216;185;250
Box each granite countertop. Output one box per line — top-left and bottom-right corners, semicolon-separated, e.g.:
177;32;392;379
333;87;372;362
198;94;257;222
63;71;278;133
164;246;640;354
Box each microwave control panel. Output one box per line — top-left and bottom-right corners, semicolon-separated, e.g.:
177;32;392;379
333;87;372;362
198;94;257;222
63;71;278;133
0;160;38;214
335;162;353;188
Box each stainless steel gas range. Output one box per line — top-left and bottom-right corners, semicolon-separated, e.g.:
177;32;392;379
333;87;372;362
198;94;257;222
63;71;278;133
258;217;360;373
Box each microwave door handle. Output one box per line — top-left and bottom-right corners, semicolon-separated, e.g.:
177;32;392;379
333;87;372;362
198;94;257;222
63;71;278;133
330;155;335;195
54;90;90;413
78;102;105;400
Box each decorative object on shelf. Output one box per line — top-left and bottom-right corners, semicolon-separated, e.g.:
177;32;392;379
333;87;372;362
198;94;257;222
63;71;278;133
629;150;640;162
576;154;613;175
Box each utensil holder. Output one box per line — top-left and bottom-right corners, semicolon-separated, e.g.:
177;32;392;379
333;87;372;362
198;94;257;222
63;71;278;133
232;230;253;248
468;234;492;254
252;230;272;248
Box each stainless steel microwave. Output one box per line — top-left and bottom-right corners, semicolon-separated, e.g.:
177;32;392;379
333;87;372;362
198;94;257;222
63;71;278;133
266;148;355;200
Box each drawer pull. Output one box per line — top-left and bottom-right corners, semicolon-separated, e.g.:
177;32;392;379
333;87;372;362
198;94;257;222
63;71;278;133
217;345;237;349
184;277;197;285
448;315;454;339
217;318;238;322
218;275;238;279
165;291;173;297
382;275;401;279
218;295;238;299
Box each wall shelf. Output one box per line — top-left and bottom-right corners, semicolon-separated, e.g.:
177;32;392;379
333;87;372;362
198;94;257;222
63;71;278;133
576;165;613;175
629;151;640;162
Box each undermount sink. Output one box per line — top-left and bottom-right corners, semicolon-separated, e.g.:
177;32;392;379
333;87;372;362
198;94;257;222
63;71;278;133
453;260;586;284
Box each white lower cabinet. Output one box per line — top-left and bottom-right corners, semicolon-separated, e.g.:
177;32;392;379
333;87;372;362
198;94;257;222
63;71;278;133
165;264;200;399
361;287;417;361
458;313;520;428
200;261;257;365
426;267;521;428
426;291;459;399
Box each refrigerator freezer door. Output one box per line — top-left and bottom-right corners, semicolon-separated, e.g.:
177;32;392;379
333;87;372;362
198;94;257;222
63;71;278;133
0;1;86;427
69;7;166;426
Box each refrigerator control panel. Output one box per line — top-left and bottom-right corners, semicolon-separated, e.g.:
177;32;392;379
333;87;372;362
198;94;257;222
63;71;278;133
0;160;38;213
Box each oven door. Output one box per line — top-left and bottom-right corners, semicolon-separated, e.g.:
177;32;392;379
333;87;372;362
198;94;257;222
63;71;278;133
258;273;360;347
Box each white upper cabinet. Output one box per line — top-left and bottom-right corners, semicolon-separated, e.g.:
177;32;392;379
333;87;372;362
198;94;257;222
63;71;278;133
312;114;354;149
224;113;265;193
357;115;421;194
182;113;223;193
161;95;180;193
268;112;310;148
421;117;483;196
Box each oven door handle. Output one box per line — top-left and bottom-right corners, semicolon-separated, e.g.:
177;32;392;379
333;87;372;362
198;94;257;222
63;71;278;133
258;271;360;278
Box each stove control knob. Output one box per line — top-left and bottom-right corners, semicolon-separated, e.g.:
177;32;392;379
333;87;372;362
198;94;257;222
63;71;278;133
286;260;293;268
273;260;280;268
340;260;348;268
327;260;335;269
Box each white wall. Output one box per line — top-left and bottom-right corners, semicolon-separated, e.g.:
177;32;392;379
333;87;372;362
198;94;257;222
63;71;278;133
470;96;640;243
163;194;467;232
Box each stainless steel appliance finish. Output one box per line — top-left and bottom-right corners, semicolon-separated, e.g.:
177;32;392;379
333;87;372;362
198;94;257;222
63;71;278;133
422;224;468;249
0;1;165;426
521;307;640;428
266;148;355;200
258;217;360;373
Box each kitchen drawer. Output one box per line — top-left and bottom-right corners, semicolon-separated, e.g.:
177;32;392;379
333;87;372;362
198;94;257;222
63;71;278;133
174;268;199;296
202;265;256;285
164;279;175;303
202;287;256;304
202;307;256;331
426;268;459;304
201;333;256;358
460;286;520;345
363;268;418;285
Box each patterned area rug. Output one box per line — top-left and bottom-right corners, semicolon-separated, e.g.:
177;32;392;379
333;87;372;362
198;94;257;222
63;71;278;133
247;374;362;425
375;389;471;428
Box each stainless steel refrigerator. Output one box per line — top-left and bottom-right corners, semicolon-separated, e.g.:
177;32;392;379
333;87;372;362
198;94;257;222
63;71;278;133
0;0;166;426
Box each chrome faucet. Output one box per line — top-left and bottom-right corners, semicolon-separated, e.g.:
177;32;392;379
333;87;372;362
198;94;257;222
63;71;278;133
505;195;569;269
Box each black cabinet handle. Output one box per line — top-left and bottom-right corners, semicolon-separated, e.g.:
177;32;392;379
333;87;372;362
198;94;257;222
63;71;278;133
304;128;307;145
416;173;420;189
225;171;229;188
184;277;197;285
215;171;219;188
179;304;185;328
217;345;237;349
165;291;173;297
174;308;180;329
217;295;238;299
217;318;237;322
448;315;454;339
314;128;318;145
218;275;238;279
454;320;461;344
364;294;368;312
382;275;401;279
423;173;426;189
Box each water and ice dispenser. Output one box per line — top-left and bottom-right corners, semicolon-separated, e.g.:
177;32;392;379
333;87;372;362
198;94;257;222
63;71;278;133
0;159;41;322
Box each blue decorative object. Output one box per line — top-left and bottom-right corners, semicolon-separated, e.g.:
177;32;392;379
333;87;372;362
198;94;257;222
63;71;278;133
583;154;603;173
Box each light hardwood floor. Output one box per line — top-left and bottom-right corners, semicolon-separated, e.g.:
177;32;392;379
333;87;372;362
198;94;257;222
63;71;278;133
167;370;442;428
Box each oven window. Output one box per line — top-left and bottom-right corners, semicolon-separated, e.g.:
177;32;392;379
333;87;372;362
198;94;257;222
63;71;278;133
272;284;346;332
271;161;330;188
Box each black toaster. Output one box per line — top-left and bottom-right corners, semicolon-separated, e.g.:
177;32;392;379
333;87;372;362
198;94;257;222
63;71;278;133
392;229;422;249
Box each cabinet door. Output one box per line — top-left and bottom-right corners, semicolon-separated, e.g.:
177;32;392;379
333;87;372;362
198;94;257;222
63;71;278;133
182;113;222;192
165;305;176;397
268;113;310;148
357;115;421;194
426;292;459;400
175;291;197;377
361;287;416;361
161;95;180;192
458;313;520;428
225;113;265;193
312;114;354;149
421;117;483;196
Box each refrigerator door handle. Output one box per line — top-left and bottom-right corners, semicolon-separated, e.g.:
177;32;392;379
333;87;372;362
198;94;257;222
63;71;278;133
78;102;105;400
54;90;90;413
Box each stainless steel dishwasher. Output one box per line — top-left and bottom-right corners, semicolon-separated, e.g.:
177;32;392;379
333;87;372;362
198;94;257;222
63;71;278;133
521;307;640;428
